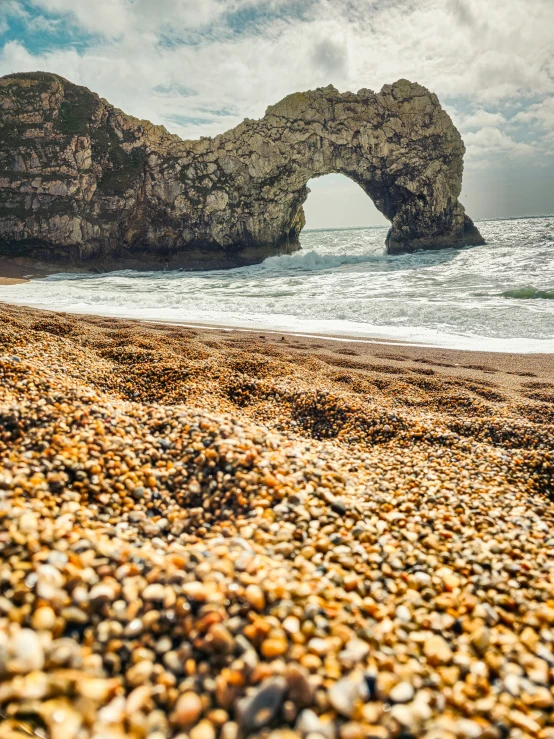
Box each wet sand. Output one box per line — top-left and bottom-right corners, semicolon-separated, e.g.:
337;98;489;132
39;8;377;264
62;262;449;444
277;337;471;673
0;276;28;285
0;259;30;284
0;256;47;284
0;301;553;739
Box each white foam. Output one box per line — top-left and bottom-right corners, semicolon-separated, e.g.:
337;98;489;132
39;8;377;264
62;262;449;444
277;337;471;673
1;216;553;353
258;249;376;272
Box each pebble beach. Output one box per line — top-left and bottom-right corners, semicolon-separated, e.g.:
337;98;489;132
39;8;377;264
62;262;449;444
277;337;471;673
1;302;553;739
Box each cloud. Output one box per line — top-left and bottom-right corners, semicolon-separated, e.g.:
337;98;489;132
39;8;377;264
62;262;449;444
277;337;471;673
27;0;311;39
311;37;348;80
27;0;224;38
461;110;506;130
28;0;129;37
514;98;554;129
0;0;552;163
449;0;479;29
0;0;30;30
26;15;62;34
5;0;551;98
464;126;536;163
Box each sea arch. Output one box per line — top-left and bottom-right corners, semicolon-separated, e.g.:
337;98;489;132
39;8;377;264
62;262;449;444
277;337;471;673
0;74;484;270
207;80;484;256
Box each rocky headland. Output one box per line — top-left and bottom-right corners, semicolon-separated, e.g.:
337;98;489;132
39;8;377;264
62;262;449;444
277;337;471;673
0;72;484;272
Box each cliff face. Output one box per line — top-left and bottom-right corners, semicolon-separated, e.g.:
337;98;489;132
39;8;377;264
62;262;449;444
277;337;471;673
0;72;484;271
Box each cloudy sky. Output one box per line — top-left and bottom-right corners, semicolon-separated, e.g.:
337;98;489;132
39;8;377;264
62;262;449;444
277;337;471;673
1;0;553;228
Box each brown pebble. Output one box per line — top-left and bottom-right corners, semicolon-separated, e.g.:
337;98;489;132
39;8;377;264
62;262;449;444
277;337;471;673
245;584;266;611
424;635;453;665
32;606;56;631
174;692;203;727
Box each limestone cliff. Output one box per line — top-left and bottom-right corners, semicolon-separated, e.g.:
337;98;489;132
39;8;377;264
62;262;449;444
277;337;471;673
0;72;484;271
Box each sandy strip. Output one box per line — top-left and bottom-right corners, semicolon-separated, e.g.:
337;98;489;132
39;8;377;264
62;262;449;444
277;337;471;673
0;256;54;281
0;276;29;285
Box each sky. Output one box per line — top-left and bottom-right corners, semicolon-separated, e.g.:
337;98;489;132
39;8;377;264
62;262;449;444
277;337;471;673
1;0;553;229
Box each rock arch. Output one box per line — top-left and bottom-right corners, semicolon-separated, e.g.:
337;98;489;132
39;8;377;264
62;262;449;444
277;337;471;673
0;73;484;271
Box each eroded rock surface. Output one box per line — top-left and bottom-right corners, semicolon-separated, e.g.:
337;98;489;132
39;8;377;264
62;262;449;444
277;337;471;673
0;72;484;271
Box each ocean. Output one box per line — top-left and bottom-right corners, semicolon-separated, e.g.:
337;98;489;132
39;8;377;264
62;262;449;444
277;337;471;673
1;214;553;353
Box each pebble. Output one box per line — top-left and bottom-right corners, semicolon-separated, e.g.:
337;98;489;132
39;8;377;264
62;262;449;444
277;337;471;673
470;626;491;656
389;681;415;704
328;675;365;718
339;639;370;663
296;709;331;738
182;582;208;602
238;677;287;733
424;635;453;665
32;605;56;631
89;583;115;604
126;685;152;714
245;584;266;611
125;618;144;637
190;720;216;739
390;704;417;730
456;719;485;738
395;605;411;623
283;616;301;635
173;692;204;727
11;629;44;673
285;664;314;707
143;583;166;601
331;499;346;515
262;637;289;658
220;722;239;739
126;659;154;686
209;623;235;653
339;722;366;739
0;304;553;739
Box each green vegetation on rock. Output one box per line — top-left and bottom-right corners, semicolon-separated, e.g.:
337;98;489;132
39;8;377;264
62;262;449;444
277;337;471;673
95;134;145;195
0;191;29;220
55;83;99;135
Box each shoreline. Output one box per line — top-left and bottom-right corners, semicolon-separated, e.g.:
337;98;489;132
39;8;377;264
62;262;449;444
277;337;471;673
0;255;49;280
71;316;554;366
0;256;34;284
133;319;554;356
1;298;553;391
2;240;554;355
1;297;553;356
0;276;29;285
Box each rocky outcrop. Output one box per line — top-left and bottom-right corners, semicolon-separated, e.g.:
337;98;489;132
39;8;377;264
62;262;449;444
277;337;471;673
0;72;484;271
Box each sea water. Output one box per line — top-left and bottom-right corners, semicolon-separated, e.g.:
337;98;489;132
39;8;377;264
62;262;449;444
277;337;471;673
1;215;553;352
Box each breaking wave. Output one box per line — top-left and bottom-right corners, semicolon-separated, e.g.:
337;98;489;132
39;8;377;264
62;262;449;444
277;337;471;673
1;215;553;352
258;249;376;272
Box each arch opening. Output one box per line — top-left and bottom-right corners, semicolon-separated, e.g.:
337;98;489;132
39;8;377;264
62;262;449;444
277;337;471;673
302;174;390;231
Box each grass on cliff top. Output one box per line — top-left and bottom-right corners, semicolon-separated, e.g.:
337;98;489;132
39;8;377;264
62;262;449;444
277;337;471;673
5;72;61;83
1;74;97;136
54;79;146;195
2;72;60;95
